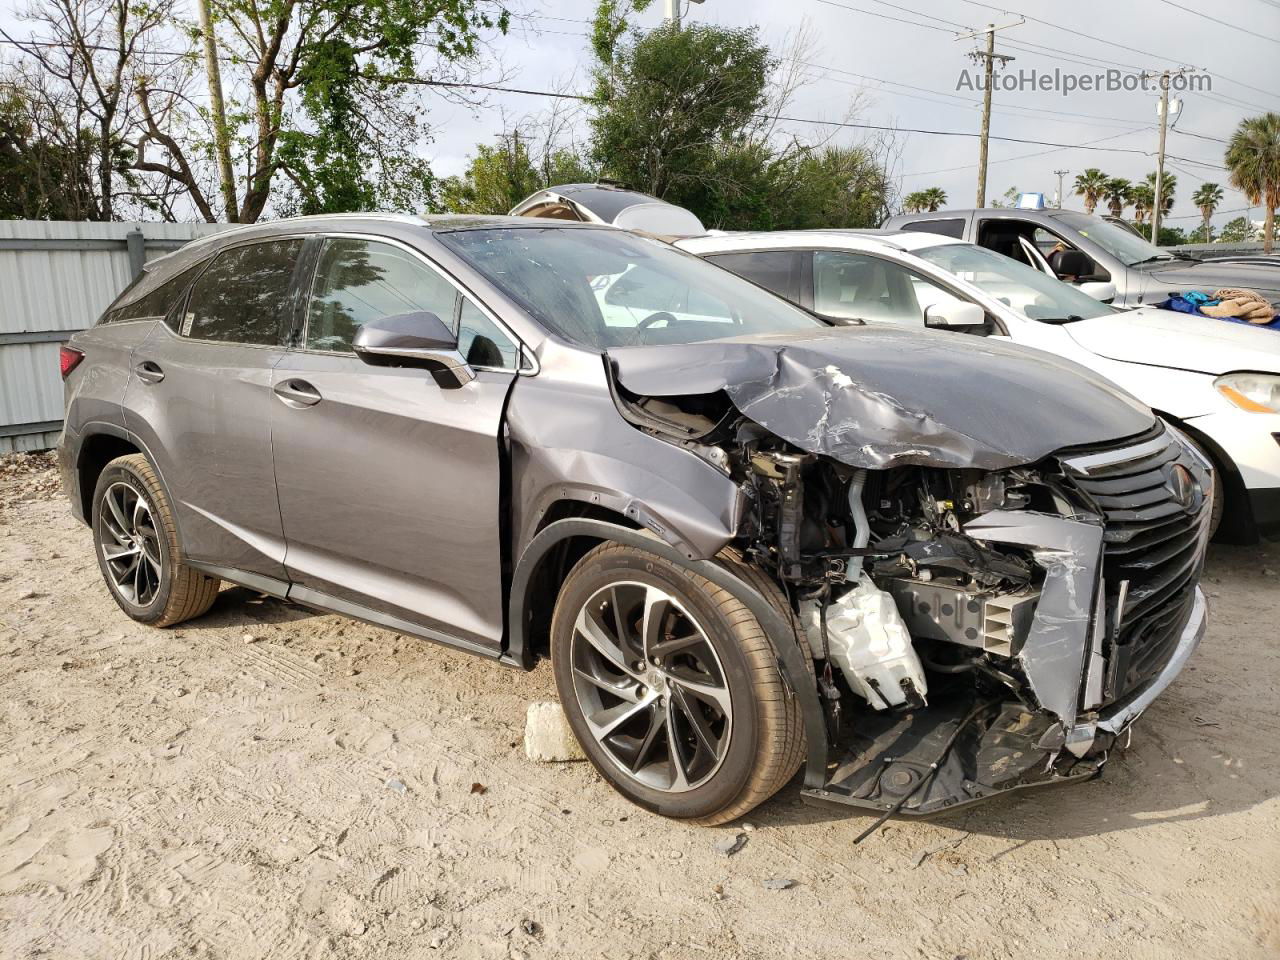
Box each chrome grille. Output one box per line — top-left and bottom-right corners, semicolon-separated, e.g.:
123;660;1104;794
1061;426;1209;701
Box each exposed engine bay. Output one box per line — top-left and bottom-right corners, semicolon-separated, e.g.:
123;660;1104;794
613;374;1212;820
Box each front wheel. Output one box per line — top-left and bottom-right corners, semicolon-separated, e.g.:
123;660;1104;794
91;454;220;626
550;542;804;825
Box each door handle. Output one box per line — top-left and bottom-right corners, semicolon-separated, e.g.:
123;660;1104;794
134;360;165;384
273;378;322;408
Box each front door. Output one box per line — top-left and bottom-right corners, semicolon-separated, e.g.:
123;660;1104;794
123;237;305;581
270;236;522;653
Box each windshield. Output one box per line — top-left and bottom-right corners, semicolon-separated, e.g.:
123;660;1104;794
1052;212;1172;266
914;242;1115;322
438;226;825;348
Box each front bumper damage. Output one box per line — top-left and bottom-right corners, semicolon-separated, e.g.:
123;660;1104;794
801;586;1206;817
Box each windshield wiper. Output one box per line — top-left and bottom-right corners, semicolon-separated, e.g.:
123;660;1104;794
1128;255;1176;267
1039;314;1087;324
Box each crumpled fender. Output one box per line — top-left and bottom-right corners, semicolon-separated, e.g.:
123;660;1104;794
505;349;745;562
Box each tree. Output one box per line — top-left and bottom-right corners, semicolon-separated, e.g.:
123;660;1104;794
1225;112;1280;254
1186;223;1211;243
1191;182;1224;242
1073;168;1109;214
1219;216;1252;242
988;185;1020;208
1131;182;1154;224
0;83;98;218
1143;171;1176;216
1104;177;1131;218
441;133;595;215
589;17;772;204
3;0;190;220
904;187;946;212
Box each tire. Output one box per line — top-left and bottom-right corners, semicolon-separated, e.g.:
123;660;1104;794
91;454;220;626
550;542;805;825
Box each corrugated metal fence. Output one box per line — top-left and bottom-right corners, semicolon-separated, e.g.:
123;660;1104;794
0;220;234;453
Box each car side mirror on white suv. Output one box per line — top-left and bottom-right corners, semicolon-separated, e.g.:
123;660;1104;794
353;311;477;389
924;302;986;329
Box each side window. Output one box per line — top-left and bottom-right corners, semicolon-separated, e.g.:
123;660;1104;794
706;251;800;301
899;218;965;239
183;239;303;345
457;298;519;369
306;238;457;353
814;251;927;325
103;263;204;325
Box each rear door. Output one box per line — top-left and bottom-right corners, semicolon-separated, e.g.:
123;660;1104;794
123;237;304;581
269;235;521;653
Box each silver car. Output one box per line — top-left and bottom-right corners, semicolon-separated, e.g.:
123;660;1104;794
58;215;1211;825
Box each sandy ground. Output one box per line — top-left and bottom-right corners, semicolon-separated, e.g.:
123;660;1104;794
1;452;1278;960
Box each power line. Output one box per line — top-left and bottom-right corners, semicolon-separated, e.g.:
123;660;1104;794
949;0;1280;105
1173;128;1229;144
1157;0;1280;46
812;0;957;34
901;125;1152;177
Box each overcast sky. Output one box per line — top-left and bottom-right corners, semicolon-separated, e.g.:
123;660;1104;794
2;0;1277;227
428;0;1280;228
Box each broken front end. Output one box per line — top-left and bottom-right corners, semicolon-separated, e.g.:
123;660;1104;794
745;427;1211;816
612;353;1212;816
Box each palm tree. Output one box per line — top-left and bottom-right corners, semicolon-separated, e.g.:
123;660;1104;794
1143;171;1177;216
904;187;947;213
1131;183;1154;224
1073;168;1110;214
1104;178;1131;218
1191;183;1225;242
1225;112;1280;254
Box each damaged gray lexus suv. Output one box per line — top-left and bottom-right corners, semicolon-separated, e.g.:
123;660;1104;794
59;215;1212;825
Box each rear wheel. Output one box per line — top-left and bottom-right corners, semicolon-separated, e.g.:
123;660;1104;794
550;542;804;825
91;454;220;626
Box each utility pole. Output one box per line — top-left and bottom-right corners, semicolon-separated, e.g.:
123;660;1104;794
664;0;704;29
194;0;237;222
957;20;1021;208
1053;169;1069;208
1144;68;1188;244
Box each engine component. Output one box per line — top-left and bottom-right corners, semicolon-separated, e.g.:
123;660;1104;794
802;578;928;710
884;578;1040;658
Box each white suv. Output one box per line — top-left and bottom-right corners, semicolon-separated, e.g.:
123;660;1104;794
677;229;1280;542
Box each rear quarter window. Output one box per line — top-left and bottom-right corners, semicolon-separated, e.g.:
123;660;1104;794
101;262;206;326
899;218;966;239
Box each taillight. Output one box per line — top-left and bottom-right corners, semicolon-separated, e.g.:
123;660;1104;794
59;345;84;379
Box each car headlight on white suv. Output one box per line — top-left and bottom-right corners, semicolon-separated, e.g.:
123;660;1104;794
1214;373;1280;413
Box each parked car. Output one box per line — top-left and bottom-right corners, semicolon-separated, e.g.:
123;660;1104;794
678;229;1280;543
509;181;706;237
59;214;1210;825
882;207;1280;308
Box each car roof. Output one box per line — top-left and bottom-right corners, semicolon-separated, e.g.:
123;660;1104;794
889;208;1089;220
676;228;966;255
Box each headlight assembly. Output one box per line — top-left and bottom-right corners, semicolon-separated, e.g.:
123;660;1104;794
1214;373;1280;414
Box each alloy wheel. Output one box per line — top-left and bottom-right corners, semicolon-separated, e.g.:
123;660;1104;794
569;581;732;792
99;481;164;606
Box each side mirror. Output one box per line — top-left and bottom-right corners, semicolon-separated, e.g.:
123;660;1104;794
1052;249;1098;280
924;301;987;329
353;311;476;389
1078;281;1117;303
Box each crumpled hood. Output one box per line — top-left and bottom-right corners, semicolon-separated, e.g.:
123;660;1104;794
609;326;1155;470
1066;305;1280;374
1142;260;1280;303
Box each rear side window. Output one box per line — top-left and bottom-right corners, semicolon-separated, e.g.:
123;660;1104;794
899;218;965;239
306;238;457;353
181;239;303;345
705;251;801;301
103;263;205;325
